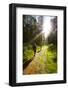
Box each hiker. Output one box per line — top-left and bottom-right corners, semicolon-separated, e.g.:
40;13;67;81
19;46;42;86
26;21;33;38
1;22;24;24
32;43;36;56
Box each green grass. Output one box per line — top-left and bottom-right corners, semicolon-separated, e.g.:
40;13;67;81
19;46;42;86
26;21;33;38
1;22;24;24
45;44;57;73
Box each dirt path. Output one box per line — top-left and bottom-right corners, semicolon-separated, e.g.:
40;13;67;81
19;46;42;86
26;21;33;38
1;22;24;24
23;46;47;75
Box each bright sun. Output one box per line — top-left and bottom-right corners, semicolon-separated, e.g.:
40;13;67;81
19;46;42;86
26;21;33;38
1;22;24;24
42;17;52;38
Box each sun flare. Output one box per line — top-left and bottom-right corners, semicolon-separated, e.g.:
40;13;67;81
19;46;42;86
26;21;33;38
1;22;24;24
42;17;52;38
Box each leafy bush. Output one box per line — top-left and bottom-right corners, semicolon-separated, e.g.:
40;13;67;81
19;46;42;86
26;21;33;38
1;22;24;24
36;46;41;52
48;44;57;51
45;44;57;73
23;44;34;63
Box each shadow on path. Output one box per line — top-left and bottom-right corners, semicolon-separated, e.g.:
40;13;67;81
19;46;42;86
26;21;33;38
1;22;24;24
23;55;35;70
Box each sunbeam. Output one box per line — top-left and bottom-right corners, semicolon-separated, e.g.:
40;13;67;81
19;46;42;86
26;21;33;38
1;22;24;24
42;17;52;39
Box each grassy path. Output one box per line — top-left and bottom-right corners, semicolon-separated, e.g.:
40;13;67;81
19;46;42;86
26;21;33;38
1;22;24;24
23;46;47;75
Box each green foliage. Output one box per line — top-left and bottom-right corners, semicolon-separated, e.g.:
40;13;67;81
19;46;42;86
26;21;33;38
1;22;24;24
36;46;41;52
23;45;57;74
45;44;57;73
48;44;57;52
23;44;34;63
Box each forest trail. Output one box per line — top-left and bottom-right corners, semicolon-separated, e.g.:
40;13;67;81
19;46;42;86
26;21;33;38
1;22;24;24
23;46;47;75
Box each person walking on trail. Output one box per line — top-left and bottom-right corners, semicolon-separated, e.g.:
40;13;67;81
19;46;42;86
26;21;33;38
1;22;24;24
32;43;36;56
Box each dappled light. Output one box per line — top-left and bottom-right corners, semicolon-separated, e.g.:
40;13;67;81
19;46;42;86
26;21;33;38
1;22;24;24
23;15;57;75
